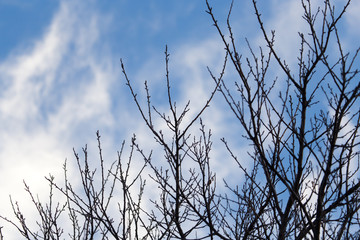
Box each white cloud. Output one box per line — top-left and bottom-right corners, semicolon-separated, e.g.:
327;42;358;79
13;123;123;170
254;0;308;69
129;36;253;195
345;0;360;36
0;0;119;237
1;0;357;237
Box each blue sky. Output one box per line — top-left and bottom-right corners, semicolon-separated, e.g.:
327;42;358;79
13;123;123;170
0;0;359;238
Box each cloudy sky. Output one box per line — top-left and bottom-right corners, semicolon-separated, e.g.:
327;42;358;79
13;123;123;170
0;0;359;238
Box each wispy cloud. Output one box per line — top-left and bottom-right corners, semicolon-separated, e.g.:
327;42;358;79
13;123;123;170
345;0;360;36
1;0;358;237
0;0;118;236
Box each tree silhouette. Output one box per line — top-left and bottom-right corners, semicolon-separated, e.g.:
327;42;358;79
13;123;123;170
1;0;359;239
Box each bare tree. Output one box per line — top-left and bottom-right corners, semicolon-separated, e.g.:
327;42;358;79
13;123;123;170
0;131;148;239
1;0;359;239
120;44;226;239
203;0;360;239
